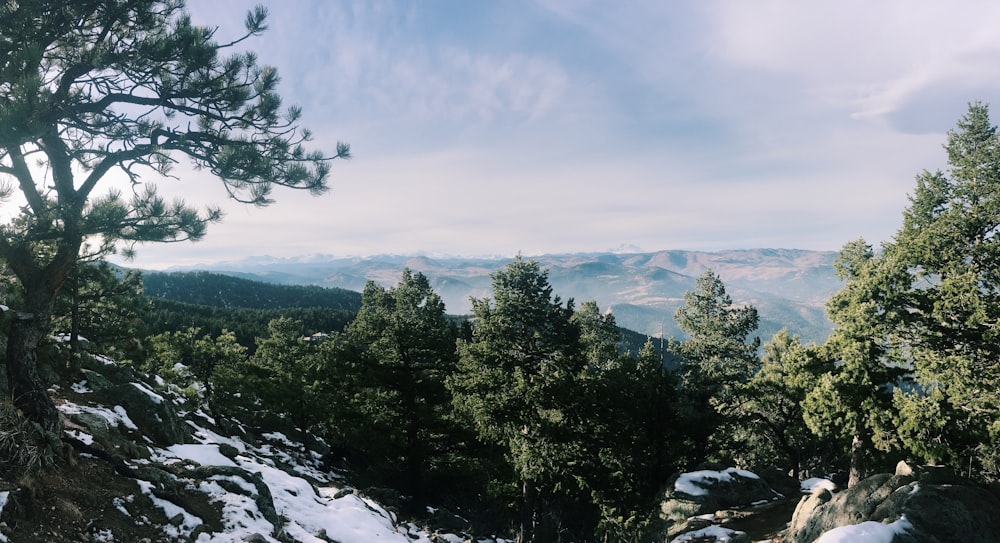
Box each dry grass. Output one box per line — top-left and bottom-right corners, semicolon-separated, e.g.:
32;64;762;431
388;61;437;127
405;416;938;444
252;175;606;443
0;401;57;479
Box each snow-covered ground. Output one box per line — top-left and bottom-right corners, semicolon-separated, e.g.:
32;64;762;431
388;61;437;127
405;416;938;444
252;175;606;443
51;389;505;543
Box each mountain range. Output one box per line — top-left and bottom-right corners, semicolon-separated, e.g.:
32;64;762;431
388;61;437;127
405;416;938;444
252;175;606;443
173;248;843;345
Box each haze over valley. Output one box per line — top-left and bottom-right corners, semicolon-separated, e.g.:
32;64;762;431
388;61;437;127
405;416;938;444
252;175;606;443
164;248;841;344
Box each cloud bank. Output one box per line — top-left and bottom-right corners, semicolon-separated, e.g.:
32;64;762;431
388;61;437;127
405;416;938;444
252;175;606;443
113;0;1000;268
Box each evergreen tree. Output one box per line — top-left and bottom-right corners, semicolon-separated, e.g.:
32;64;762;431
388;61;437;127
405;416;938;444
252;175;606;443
584;335;679;541
889;102;1000;476
804;239;908;487
572;300;622;371
673;269;760;466
734;330;828;477
52;261;147;364
0;0;348;431
146;326;246;411
449;257;588;543
344;269;462;509
236;317;327;429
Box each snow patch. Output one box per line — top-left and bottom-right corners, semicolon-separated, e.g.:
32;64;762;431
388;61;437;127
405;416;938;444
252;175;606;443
239;459;425;542
193;479;277;540
71;380;92;393
164;444;237;467
65;429;95;445
89;353;117;365
0;491;8;543
57;401;138;431
801;477;837;493
814;515;913;543
671;525;746;542
136;480;203;539
131;382;164;404
674;467;759;496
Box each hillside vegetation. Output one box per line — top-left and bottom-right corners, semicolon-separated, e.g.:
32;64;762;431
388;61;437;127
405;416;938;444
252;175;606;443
143;271;362;311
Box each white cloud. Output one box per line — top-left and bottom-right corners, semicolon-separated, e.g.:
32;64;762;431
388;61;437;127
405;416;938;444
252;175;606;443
107;1;1000;269
705;0;1000;128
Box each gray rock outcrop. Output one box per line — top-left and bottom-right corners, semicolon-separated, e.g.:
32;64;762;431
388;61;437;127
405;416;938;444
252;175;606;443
786;461;1000;543
660;467;780;523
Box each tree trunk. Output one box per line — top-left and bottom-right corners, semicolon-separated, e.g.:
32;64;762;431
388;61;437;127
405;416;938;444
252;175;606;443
68;270;83;370
7;311;61;431
518;479;538;543
4;241;78;433
848;428;868;488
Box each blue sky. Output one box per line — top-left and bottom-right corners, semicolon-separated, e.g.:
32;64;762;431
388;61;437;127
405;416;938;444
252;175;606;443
120;0;1000;268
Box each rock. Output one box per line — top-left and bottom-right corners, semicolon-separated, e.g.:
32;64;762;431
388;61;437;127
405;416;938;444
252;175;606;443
359;486;409;514
426;506;470;533
243;534;268;543
669;525;750;542
107;381;186;446
67;410;147;459
190;524;211;540
78;358;188;446
785;466;1000;543
332;488;354;500
79;369;114;393
895;460;916;477
659;467;778;523
756;467;800;498
218;442;240;461
787;487;832;539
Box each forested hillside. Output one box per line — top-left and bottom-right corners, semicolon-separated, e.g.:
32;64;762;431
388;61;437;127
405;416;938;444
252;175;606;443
140;269;667;360
143;271;362;310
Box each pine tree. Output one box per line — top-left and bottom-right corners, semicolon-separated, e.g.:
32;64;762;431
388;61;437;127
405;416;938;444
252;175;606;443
804;239;908;487
146;326;246;411
52;261;147;365
889;102;1000;476
239;317;326;429
735;330;828;477
673;269;760;466
344;269;461;509
448;257;587;543
0;1;348;430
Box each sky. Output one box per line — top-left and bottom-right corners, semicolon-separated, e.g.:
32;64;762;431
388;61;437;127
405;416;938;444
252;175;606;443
109;0;1000;269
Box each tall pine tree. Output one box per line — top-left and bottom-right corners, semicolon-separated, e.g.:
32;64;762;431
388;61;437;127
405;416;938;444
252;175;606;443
344;269;461;509
889;102;1000;476
804;239;908;487
449;257;587;543
673;269;760;466
0;0;348;431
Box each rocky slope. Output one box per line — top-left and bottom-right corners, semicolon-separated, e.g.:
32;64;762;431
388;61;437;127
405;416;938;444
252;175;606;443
0;353;504;543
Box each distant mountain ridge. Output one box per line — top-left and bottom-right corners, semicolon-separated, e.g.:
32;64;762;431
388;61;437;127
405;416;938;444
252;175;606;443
173;248;841;344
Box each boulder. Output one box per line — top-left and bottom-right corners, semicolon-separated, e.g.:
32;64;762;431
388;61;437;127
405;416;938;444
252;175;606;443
64;410;148;459
110;381;186;445
668;525;750;542
785;462;1000;543
660;467;779;523
82;359;188;446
